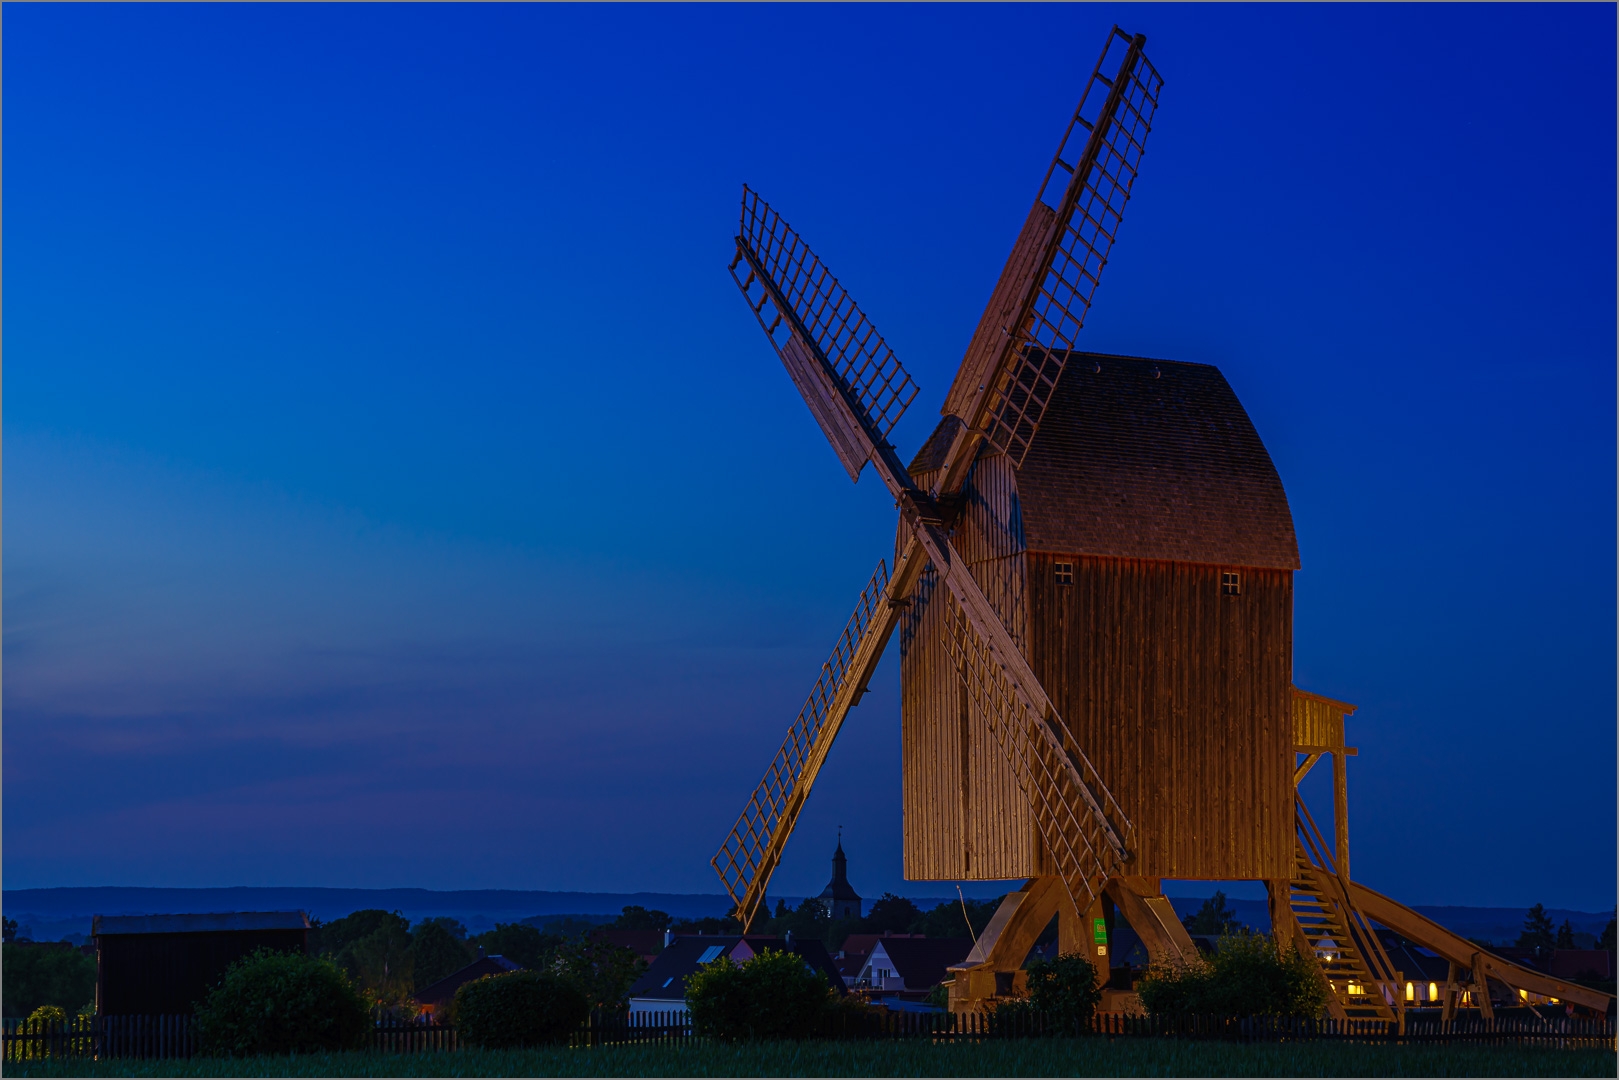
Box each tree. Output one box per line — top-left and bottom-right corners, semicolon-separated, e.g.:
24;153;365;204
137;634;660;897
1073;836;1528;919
672;916;741;935
864;894;923;935
552;937;644;1011
2;945;97;1019
1599;915;1616;954
610;906;671;931
1184;891;1239;935
411;919;475;991
3;917;17;943
1517;903;1556;951
347;924;414;1013
193;949;369;1057
521;916;598;939
915;898;998;940
1556;919;1576;950
469;923;563;972
762;898;831;944
310;909;410;960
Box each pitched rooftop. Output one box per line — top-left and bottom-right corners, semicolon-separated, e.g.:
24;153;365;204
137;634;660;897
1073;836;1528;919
912;352;1299;570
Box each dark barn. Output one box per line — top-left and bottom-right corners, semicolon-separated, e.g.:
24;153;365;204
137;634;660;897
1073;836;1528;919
94;911;309;1015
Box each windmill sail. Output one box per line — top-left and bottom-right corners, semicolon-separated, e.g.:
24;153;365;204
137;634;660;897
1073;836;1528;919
730;187;919;484
938;585;1132;914
712;559;904;929
944;29;1163;482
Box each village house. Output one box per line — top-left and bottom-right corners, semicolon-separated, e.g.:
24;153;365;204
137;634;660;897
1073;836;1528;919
625;935;844;1017
413;952;523;1018
855;937;973;997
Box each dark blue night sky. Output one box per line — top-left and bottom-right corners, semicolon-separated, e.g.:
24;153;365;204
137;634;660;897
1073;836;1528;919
5;4;1614;910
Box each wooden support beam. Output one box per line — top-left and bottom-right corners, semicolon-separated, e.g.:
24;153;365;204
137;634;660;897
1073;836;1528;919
1349;879;1612;1013
1441;960;1457;1022
948;876;1068;1009
1331;750;1350;880
1294;753;1322;786
1108;878;1199;969
1472;952;1496;1021
1080;893;1107;989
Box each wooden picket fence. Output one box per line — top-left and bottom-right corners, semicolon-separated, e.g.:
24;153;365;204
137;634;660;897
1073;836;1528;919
3;1015;196;1061
3;1009;1612;1061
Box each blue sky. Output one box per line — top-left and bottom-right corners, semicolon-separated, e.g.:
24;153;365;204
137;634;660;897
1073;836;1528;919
5;3;1614;911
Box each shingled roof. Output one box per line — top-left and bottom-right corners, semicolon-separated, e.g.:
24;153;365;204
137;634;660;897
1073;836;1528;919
914;352;1298;570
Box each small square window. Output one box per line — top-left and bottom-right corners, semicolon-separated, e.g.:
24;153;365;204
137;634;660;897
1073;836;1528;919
1054;562;1074;586
1221;571;1241;596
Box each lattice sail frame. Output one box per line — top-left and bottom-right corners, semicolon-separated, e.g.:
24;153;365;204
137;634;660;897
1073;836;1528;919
983;28;1163;466
938;588;1134;913
714;27;1159;926
711;560;892;927
732;187;920;443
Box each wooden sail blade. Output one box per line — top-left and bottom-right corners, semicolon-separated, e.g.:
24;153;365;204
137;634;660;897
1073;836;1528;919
938;585;1127;915
711;549;923;929
940;28;1163;489
730;187;920;485
901;515;1132;914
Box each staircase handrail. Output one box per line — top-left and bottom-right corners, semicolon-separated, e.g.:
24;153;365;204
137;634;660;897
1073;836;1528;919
1295;795;1403;1000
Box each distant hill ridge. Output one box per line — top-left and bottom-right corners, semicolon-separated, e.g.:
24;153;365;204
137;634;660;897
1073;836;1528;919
5;886;1612;948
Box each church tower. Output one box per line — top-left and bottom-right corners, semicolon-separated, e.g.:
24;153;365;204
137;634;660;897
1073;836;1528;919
816;833;862;919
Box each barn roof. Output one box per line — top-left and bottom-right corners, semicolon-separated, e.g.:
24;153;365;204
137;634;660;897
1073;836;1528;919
915;352;1298;570
92;911;310;936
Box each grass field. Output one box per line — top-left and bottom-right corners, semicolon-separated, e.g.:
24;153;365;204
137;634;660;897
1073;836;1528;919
8;1038;1615;1078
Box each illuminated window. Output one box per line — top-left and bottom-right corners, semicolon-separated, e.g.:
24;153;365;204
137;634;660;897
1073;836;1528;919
1406;982;1414;1001
1221;571;1241;596
1429;983;1438;1001
1055;562;1074;585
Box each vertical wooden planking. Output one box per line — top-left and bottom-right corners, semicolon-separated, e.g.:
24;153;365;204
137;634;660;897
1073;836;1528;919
1025;552;1292;879
903;450;1038;880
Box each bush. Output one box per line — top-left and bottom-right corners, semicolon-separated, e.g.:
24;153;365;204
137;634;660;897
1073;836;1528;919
2;944;96;1018
684;948;834;1041
1025;952;1101;1032
452;970;589;1049
1137;932;1327;1018
193;949;370;1057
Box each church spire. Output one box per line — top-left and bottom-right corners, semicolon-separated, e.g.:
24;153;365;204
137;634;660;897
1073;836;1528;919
817;829;861;919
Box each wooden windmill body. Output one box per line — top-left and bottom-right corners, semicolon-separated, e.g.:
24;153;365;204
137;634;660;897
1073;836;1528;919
709;26;1613;1022
901;354;1297;887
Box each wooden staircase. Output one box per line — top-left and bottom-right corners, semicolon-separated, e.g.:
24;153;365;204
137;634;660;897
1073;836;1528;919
1287;800;1399;1024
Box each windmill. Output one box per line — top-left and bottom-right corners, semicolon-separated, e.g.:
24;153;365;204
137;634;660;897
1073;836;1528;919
709;25;1614;1022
